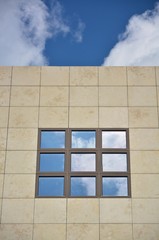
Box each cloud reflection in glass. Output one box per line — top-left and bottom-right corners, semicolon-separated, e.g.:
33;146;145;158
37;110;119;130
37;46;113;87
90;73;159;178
71;177;96;196
71;153;96;171
72;131;96;148
102;153;127;172
102;131;126;148
102;177;128;196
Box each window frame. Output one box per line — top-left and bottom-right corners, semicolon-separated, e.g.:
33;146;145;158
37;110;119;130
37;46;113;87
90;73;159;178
36;128;131;198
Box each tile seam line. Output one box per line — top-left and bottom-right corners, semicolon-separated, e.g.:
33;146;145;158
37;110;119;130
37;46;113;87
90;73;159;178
0;66;13;224
3;222;158;225
66;67;71;240
126;67;134;240
155;67;159;128
32;66;42;240
97;67;100;240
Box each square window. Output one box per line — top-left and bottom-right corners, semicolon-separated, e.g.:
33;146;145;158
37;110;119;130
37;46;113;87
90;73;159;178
40;131;65;148
71;153;96;171
71;131;96;148
71;177;96;196
102;153;127;172
40;153;65;172
102;131;126;148
38;177;64;196
102;177;128;196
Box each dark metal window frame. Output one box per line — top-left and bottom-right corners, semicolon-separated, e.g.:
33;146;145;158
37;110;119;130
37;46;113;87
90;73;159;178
36;128;131;198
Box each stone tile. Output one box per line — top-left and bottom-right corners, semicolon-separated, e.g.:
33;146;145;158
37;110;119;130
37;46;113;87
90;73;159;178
3;174;35;198
0;128;7;150
39;107;68;128
129;107;158;128
130;151;159;173
10;86;39;106
99;67;127;85
0;87;10;106
132;199;159;223
69;107;98;128
70;87;98;106
99;107;128;128
34;199;66;223
33;224;66;240
67;224;99;240
128;87;157;106
0;107;9;127
99;87;127;106
0;151;5;173
0;174;4;198
0;67;12;85
7;129;38;150
40;87;68;106
0;224;32;240
9;107;38;127
12;67;40;85
128;67;156;85
41;66;69;85
157;87;159;105
1;199;34;223
70;67;98;85
129;129;159;150
5;151;36;173
133;224;159;240
100;224;133;240
67;199;99;223
156;67;159;85
131;174;159;198
100;199;132;223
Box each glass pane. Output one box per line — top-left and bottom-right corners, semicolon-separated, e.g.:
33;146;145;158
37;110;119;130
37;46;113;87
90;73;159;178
40;131;65;148
102;131;126;148
72;131;96;148
40;153;65;172
102;177;128;196
102;154;127;171
71;153;96;171
71;177;96;196
38;177;64;196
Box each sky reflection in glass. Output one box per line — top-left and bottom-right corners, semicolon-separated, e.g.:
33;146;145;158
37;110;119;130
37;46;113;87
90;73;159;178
72;131;96;148
71;153;96;171
102;131;126;148
38;177;64;196
40;153;65;172
102;177;128;196
102;153;127;172
71;177;96;196
40;131;65;148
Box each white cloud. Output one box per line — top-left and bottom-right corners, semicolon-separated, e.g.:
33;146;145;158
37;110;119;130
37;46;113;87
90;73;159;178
73;19;85;43
103;2;159;66
0;0;85;66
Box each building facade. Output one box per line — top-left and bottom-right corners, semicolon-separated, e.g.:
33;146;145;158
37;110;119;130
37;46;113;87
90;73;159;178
0;66;159;239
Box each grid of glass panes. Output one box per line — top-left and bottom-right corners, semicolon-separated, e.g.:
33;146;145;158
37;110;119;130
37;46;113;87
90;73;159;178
36;129;130;197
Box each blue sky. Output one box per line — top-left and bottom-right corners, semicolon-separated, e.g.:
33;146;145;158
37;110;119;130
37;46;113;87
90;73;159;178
0;0;159;66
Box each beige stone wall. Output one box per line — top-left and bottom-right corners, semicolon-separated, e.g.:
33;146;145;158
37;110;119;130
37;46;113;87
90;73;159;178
0;66;159;240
